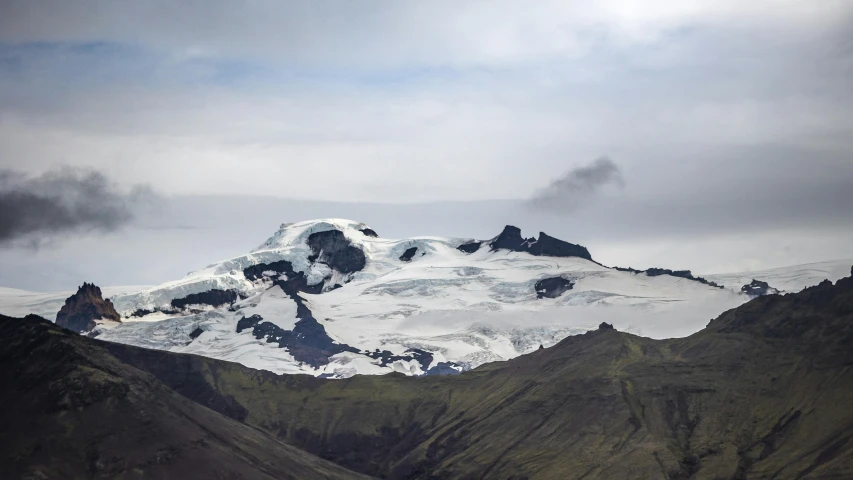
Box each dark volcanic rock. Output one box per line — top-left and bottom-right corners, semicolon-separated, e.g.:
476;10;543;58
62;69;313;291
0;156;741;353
359;228;379;238
489;225;593;261
236;268;360;367
489;225;527;251
457;241;482;254
399;247;418;262
170;289;238;310
129;308;154;318
616;266;723;289
526;232;592;260
307;230;366;274
243;260;297;282
598;322;614;330
534;277;574;299
741;279;778;297
236;314;263;333
366;349;434;371
55;282;121;333
188;327;204;340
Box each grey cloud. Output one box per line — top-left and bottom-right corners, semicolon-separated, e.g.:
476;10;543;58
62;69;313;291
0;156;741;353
527;157;625;214
0;166;157;246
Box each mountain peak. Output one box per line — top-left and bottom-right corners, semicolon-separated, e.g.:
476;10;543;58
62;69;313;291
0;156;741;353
489;225;593;261
56;282;121;333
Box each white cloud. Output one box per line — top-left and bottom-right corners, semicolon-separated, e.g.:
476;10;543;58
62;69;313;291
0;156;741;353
2;0;850;68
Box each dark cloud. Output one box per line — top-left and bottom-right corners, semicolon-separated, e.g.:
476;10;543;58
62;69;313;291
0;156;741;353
0;166;157;247
527;157;625;214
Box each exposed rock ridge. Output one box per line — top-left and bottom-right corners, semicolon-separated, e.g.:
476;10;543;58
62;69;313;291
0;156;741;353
489;225;593;261
56;282;120;333
614;265;723;288
741;279;779;297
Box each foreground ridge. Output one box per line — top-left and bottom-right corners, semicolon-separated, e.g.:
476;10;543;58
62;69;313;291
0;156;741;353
2;267;852;478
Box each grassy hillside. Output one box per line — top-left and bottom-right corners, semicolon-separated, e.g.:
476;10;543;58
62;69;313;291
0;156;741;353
0;314;371;480
103;270;853;479
3;269;851;479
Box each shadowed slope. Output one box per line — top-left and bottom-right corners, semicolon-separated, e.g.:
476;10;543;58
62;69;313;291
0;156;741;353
3;270;853;479
0;314;371;480
104;271;853;479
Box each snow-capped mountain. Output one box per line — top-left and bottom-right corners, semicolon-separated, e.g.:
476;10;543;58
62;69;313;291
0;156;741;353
2;219;849;378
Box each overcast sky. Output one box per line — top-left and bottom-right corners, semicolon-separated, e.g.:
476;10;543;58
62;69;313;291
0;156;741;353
1;1;852;290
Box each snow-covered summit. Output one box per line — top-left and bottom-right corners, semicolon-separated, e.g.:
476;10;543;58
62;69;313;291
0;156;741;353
4;218;847;379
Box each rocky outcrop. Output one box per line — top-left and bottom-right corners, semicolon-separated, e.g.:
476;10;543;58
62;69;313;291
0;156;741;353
236;264;363;367
399;247;418;262
358;227;379;238
170;289;239;311
741;279;779;297
243;260;295;282
55;282;121;333
615;266;724;289
534;277;574;299
129;308;154;318
527;231;593;260
307;230;366;274
490;225;528;251
598;322;614;330
365;348;433;372
457;241;482;254
489;225;593;261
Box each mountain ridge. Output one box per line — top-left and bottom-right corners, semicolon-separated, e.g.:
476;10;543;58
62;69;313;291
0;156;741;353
2;220;850;380
4;266;850;478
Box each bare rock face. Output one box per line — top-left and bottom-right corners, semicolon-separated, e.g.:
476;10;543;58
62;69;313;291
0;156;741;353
306;230;366;274
741;279;779;297
489;225;593;261
534;277;574;299
55;282;121;333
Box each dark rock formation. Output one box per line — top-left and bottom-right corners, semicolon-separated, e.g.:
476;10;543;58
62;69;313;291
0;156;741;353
358;228;379;238
598;322;614;330
399;247;418;262
615;266;724;289
489;225;593;261
534;277;574;299
366;348;433;372
425;362;463;376
55;282;121;333
490;225;527;251
188;327;204;340
307;230;366;274
129;308;154;318
170;289;238;310
457;241;482;254
741;279;779;297
235;266;362;367
243;260;295;282
239;264;444;370
526;232;593;260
